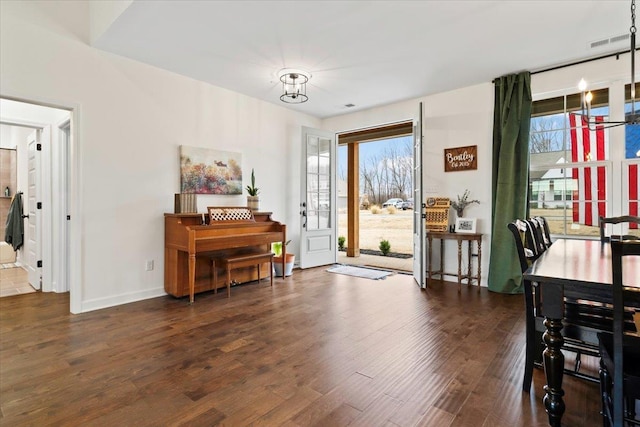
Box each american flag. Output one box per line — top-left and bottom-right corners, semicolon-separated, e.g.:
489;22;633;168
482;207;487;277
628;125;640;229
569;113;607;227
630;163;639;229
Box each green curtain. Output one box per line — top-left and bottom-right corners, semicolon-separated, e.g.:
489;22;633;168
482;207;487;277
488;72;532;294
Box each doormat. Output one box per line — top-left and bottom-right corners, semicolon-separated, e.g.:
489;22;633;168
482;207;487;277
326;265;393;280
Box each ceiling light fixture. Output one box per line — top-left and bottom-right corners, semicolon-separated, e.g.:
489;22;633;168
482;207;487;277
578;0;640;130
278;68;311;104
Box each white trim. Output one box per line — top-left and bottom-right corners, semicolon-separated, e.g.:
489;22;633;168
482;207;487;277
69;104;82;314
80;287;167;313
54;119;71;293
40;126;52;292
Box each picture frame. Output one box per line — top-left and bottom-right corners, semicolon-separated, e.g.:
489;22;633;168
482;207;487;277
455;217;477;234
179;145;243;195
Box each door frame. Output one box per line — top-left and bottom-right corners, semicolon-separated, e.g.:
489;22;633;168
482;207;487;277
337;120;414;266
0;94;81;313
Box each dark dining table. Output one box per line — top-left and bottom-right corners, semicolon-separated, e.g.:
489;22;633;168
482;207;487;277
523;238;639;427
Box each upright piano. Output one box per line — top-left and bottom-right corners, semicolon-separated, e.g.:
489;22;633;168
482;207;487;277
164;210;286;302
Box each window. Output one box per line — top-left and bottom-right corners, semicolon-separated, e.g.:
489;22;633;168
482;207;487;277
625;88;640;230
529;84;640;239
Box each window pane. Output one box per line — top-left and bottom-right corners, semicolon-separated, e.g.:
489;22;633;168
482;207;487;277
307;136;319;173
306;210;319;230
626;122;640;160
529;164;607;238
567;115;609;162
530;119;566;152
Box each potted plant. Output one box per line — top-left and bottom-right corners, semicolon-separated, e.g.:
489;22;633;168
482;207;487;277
450;189;479;218
246;168;260;210
272;240;294;277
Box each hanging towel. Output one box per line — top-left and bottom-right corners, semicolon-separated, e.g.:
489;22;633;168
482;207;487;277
4;192;24;251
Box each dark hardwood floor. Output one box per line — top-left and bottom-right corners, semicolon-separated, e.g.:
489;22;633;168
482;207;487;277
0;267;601;426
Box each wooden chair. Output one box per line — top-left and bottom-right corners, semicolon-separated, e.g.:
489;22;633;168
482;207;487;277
508;219;603;392
599;216;640;243
597;240;640;426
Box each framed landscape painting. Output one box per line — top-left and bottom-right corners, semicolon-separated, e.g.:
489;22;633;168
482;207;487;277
180;145;243;194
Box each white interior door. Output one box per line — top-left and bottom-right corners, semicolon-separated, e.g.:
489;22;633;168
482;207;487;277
413;103;426;288
299;126;336;269
26;129;42;290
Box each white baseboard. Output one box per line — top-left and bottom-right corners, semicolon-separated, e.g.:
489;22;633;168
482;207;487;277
80;287;167;313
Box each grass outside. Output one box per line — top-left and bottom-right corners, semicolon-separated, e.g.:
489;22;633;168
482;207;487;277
338;208;413;254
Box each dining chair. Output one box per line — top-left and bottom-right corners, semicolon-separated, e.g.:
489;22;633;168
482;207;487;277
525;218;548;254
531;216;553;249
597;239;640;427
508;220;544;392
508;219;603;392
599;215;640;243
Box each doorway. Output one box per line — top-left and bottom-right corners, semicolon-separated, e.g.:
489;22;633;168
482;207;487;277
0;98;74;307
337;121;414;272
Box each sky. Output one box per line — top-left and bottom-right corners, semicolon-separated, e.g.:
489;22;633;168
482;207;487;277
337;135;413;179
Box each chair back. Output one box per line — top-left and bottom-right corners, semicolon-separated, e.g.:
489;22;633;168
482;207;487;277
609;239;640;424
599;215;640;243
507;219;546;274
531;216;553;248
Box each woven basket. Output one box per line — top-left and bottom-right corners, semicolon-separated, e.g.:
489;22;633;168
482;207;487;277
425;197;451;232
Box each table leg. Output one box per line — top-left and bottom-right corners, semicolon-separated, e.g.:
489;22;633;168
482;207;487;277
541;281;565;427
457;240;462;292
440;239;444;280
428;236;433;281
467;241;472;287
476;238;482;292
543;317;565;427
188;253;196;304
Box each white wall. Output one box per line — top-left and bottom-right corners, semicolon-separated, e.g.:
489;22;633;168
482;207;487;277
1;1;320;312
323;83;493;286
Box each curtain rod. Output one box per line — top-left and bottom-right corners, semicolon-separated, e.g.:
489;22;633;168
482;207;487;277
492;49;634;83
531;48;634;76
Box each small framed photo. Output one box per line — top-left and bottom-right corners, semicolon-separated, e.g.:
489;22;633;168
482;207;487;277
455;217;477;234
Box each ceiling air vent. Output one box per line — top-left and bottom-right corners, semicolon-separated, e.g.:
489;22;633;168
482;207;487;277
589;33;629;50
590;38;610;49
610;33;630;44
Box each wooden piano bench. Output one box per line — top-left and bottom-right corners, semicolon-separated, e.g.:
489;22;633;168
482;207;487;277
212;252;274;297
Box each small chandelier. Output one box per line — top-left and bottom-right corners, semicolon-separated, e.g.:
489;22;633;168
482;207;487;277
578;0;640;130
278;68;311;104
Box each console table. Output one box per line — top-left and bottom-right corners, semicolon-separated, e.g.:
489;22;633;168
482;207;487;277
427;231;482;292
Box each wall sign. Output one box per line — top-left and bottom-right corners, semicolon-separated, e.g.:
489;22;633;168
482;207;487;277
444;145;477;172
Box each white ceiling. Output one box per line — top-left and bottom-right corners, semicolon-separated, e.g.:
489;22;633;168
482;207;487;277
92;1;632;119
